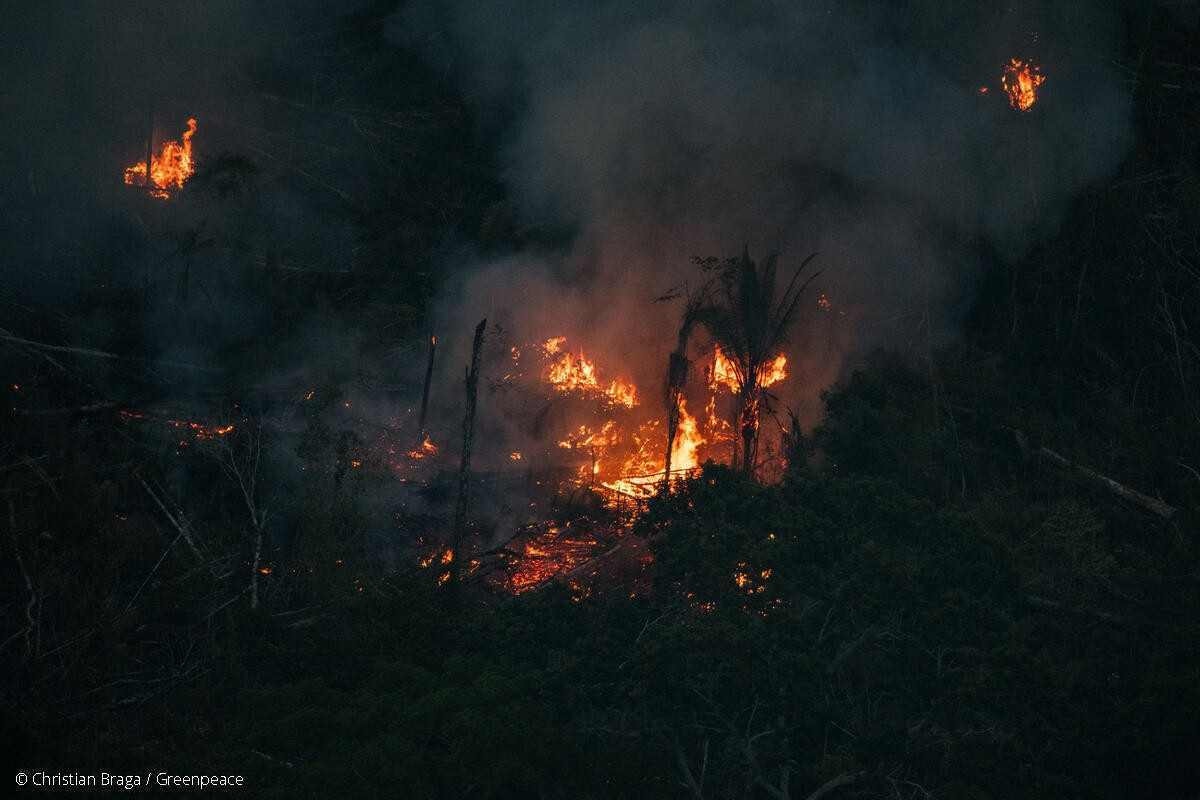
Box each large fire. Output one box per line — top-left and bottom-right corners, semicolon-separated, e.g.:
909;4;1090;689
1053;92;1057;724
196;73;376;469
496;336;790;501
1001;59;1045;112
124;117;197;199
391;330;794;595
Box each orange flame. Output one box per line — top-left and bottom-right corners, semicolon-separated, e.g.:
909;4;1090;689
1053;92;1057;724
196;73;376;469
1001;58;1045;112
710;346;740;393
604;378;639;408
558;420;619;450
407;434;438;459
121;412;234;441
670;398;705;472
547;350;599;392
124;118;197;199
761;354;787;388
603;399;705;497
545;340;638;407
709;346;787;392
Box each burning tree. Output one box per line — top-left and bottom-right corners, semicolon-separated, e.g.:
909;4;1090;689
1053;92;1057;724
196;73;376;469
690;247;819;478
1001;58;1045;112
124;117;198;199
659;289;706;491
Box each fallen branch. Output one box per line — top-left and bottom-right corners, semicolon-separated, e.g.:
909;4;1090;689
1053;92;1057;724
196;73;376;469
805;770;866;800
122;522;188;616
670;735;708;800
137;473;205;562
0;328;220;373
1036;446;1176;520
1004;427;1177;520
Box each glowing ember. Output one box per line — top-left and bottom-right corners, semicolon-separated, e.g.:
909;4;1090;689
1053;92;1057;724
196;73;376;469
542;336;567;356
509;451;523;461
1001;58;1045;112
504;527;601;594
817;293;832;311
407;434;438;459
120;409;235;441
732;561;771;595
123;117;197;199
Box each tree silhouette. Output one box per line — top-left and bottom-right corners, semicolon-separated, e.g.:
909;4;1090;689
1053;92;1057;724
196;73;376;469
691;247;820;477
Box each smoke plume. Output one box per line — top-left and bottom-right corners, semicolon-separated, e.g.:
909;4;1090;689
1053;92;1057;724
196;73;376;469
393;0;1133;418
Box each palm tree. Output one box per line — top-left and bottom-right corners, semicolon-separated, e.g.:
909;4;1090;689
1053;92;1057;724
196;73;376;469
693;247;820;478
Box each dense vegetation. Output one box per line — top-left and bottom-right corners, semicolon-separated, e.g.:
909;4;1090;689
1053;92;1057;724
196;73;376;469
6;346;1197;798
4;3;1199;798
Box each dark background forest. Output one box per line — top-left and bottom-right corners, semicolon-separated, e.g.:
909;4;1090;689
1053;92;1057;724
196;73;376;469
2;1;1199;797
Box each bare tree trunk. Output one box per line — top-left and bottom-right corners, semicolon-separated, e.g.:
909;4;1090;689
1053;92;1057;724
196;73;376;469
1038;446;1177;520
250;522;263;610
451;320;487;582
1005;426;1177;520
145;108;154;190
662;315;697;493
137;473;205;562
729;404;741;471
416;334;437;443
663;352;688;491
739;382;759;479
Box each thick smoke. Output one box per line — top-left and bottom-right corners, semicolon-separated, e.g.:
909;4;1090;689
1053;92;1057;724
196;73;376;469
392;0;1133;419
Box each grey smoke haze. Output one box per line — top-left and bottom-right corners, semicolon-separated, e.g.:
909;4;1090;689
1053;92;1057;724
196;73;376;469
0;0;1137;466
393;0;1133;412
